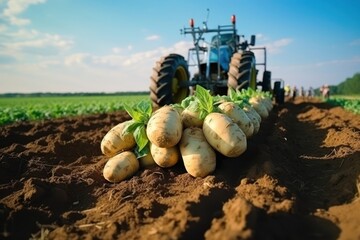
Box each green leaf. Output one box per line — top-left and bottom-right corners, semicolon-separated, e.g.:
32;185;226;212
213;95;230;106
234;100;246;108
199;111;208;120
133;125;148;152
123;103;144;122
228;86;237;101
134;143;150;159
195;85;213;115
187;100;199;112
124;100;152;123
171;103;184;113
137;100;152;119
122;120;141;135
181;96;195;108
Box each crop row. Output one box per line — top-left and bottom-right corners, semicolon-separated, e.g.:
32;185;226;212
326;97;360;114
0;95;149;125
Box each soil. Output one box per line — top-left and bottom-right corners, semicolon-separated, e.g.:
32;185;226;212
1;97;359;240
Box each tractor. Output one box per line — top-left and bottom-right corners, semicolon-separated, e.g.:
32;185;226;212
149;14;284;107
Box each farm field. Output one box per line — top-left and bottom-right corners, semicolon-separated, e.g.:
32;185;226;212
326;95;360;114
0;97;359;239
0;94;149;125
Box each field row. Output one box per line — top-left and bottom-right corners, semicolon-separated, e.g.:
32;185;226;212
0;95;149;125
1;94;358;126
327;96;360;114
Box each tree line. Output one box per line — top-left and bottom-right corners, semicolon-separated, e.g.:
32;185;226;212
330;72;360;95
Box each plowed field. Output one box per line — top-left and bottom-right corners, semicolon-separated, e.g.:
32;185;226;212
1;98;359;239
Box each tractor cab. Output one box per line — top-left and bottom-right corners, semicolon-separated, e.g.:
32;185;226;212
208;33;239;72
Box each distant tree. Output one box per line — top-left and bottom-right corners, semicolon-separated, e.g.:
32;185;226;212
337;73;360;95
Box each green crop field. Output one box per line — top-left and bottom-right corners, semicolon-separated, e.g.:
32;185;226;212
326;95;360;114
0;94;149;125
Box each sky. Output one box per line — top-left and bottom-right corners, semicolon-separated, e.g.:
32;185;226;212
0;0;360;93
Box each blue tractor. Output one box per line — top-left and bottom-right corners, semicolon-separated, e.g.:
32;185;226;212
149;14;281;107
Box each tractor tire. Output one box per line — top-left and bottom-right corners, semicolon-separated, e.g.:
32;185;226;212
228;51;256;91
150;54;190;108
262;70;272;92
274;81;285;104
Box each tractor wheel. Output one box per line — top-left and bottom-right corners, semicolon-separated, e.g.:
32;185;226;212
274;80;285;104
228;51;256;91
150;54;190;108
262;70;272;92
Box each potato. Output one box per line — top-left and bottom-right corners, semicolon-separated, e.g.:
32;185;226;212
146;105;183;148
139;152;156;168
150;143;180;168
103;151;139;183
203;113;247;157
260;96;273;111
180;127;216;177
243;104;261;124
181;108;203;128
218;101;254;138
101;121;136;157
244;110;260;135
249;97;269;119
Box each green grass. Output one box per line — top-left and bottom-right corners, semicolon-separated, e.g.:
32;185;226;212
0;94;150;125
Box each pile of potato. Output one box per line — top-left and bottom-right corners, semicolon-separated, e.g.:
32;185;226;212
100;89;273;183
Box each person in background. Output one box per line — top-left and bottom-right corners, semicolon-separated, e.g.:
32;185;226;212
308;86;314;98
284;84;291;97
321;84;330;99
292;85;297;101
300;86;305;97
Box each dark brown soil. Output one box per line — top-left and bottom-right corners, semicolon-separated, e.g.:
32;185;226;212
1;98;359;240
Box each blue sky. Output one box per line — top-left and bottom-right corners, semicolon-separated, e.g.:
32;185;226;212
0;0;359;93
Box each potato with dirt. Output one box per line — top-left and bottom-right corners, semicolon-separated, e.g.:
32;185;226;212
243;109;260;135
218;101;254;138
203;112;247;157
180;127;216;177
181;107;204;128
180;97;204;128
103;151;139;183
249;96;269;119
138;152;156;168
100;120;136;157
150;143;180;168
146;105;183;148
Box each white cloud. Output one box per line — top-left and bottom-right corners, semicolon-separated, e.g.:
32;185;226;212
65;40;193;68
2;0;46;26
64;53;92;66
252;37;293;68
1;28;74;59
112;47;122;54
112;45;133;54
252;35;293;54
255;33;269;42
266;38;293;54
9;29;39;39
146;35;160;41
94;55;127;67
9;33;73;50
